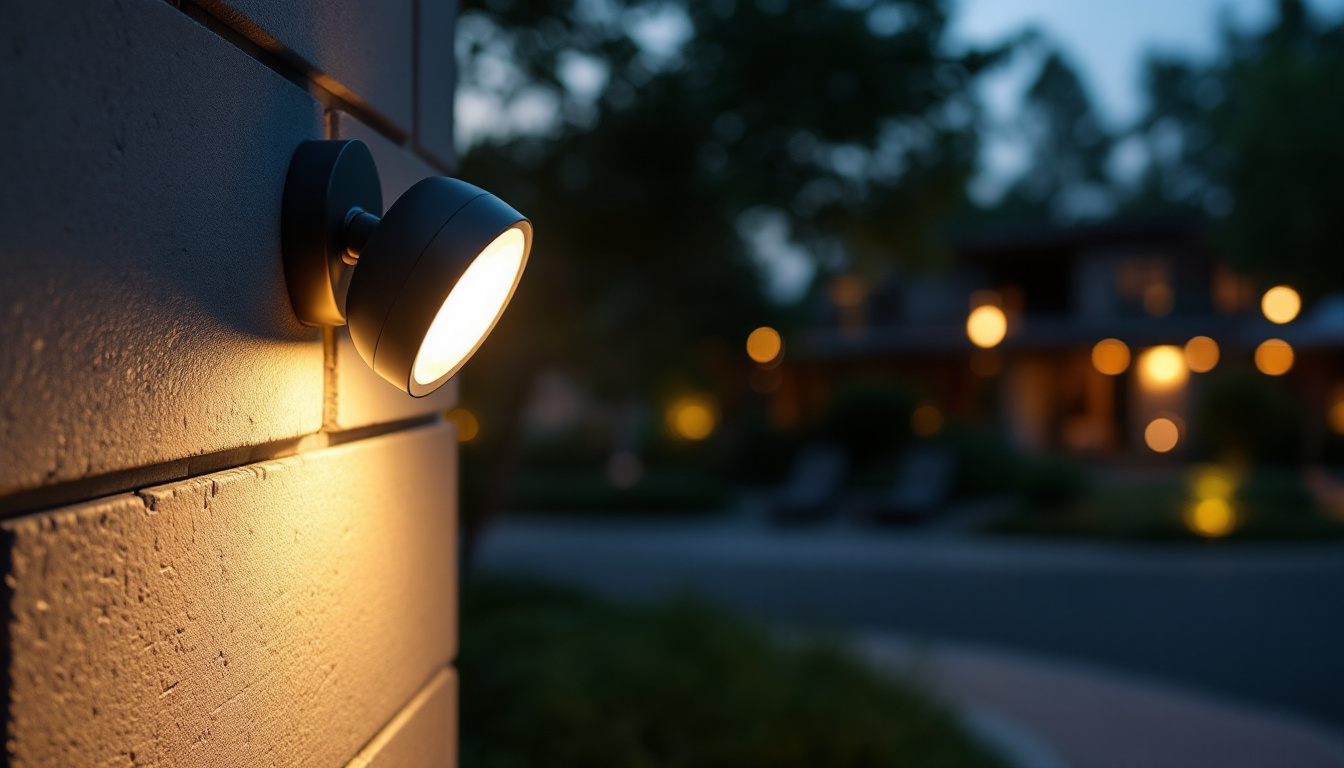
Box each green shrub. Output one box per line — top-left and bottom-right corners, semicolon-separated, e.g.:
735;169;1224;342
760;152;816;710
1017;457;1088;514
460;579;1008;768
817;378;917;472
1195;371;1301;466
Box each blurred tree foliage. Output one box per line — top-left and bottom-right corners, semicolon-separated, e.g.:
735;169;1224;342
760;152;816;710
453;0;1009;556
996;49;1116;224
1132;0;1344;295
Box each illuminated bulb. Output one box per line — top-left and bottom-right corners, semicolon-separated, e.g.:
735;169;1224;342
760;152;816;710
412;228;526;386
1184;336;1220;373
1186;498;1235;538
1091;339;1131;376
1254;339;1294;376
1138;346;1188;390
746;326;783;364
1145;418;1180;453
967;305;1007;349
1261;286;1301;324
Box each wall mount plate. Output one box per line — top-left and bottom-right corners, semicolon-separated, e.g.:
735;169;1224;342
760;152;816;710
281;140;383;327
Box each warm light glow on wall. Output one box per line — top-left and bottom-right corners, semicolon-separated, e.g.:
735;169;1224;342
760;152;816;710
966;305;1007;348
1254;339;1294;376
1260;285;1301;324
1091;339;1131;376
445;408;479;442
745;327;783;364
1144;417;1180;453
911;403;944;437
1138;346;1188;390
667;396;717;440
1183;336;1220;373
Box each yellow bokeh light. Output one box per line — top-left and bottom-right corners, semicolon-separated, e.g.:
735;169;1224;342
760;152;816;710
967;305;1007;349
446;408;479;442
1190;466;1236;501
1186;498;1236;538
1138;346;1188;390
1184;336;1220;373
1145;417;1180;453
746;326;783;364
1091;339;1131;376
668;396;716;441
1261;285;1301;325
1254;339;1294;376
1330;400;1344;436
911;403;944;437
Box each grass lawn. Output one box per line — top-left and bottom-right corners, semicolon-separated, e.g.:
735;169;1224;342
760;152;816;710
459;578;1009;768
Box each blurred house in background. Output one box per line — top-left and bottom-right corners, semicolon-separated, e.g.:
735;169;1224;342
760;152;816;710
788;218;1344;461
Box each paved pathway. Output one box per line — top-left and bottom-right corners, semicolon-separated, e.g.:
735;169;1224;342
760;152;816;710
860;633;1344;768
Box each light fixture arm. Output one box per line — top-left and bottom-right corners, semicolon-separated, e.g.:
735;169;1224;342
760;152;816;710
342;208;381;265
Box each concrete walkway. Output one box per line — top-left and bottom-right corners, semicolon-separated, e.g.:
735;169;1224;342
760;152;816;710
858;634;1344;768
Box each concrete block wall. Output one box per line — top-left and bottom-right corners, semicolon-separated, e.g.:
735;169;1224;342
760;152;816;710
0;0;462;765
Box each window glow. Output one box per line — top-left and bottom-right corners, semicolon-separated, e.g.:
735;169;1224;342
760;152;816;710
1184;336;1220;373
412;227;527;387
1138;346;1188;390
1261;286;1301;324
966;305;1007;348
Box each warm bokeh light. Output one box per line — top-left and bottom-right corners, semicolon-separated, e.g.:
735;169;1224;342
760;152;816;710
413;227;527;386
446;408;479;442
1138;346;1188;390
1144;417;1180;453
1143;283;1175;317
746;326;783;364
966;305;1007;348
1254;339;1294;376
1186;498;1236;538
1331;399;1344;436
1260;285;1301;324
1091;339;1131;376
1191;468;1236;502
911;403;944;437
668;396;717;440
1183;336;1220;373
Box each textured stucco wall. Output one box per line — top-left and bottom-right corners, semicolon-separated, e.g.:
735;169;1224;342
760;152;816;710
0;0;462;765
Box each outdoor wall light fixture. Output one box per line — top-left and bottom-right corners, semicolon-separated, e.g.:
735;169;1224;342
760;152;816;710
282;139;532;396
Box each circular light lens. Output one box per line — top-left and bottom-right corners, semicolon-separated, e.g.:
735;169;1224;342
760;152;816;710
412;227;527;386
